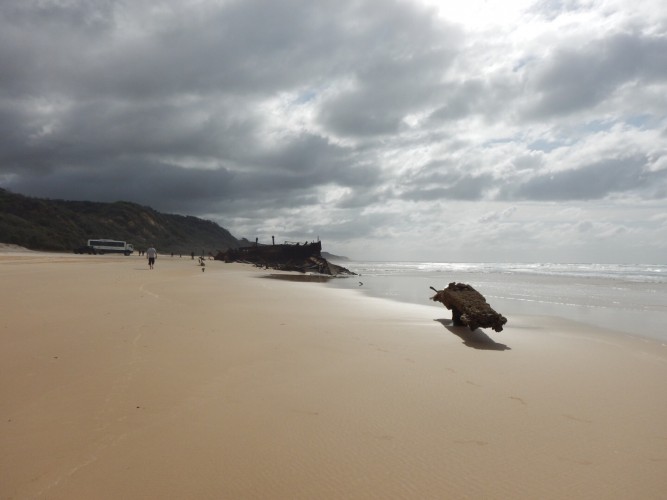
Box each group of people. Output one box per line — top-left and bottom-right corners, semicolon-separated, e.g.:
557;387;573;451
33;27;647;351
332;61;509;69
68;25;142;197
141;247;208;270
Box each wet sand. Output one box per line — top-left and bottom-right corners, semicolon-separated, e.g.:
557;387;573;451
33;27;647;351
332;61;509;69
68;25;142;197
1;251;666;499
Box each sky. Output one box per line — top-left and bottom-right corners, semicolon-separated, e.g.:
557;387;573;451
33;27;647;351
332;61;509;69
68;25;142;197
1;0;666;263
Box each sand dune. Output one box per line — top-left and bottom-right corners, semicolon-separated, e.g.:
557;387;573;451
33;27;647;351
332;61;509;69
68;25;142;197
1;252;666;499
0;243;33;252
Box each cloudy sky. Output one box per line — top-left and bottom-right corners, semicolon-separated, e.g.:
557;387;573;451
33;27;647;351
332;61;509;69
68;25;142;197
1;0;666;263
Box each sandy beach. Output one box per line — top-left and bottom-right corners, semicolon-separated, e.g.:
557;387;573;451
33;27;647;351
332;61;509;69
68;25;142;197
1;251;666;499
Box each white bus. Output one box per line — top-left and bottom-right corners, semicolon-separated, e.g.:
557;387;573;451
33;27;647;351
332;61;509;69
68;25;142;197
87;239;134;256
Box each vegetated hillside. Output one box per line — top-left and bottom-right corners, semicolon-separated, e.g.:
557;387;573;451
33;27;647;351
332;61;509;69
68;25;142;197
0;188;241;254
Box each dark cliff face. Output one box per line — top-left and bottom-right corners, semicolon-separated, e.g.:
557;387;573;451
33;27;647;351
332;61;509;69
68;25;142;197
0;188;241;253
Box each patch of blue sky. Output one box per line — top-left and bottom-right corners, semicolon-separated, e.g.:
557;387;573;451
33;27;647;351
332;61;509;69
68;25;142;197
512;55;536;73
480;137;516;148
573;116;653;135
623;114;653;129
527;138;563;153
578;119;613;134
292;89;319;105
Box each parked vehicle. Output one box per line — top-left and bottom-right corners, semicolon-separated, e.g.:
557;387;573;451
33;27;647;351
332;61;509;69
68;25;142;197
75;239;134;256
73;245;96;254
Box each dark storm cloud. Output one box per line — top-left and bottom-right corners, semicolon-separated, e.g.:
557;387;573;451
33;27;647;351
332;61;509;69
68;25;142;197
522;31;667;119
1;0;456;101
318;52;451;137
0;0;455;214
5;158;236;213
0;95;264;184
399;172;495;201
427;80;486;122
4;131;381;214
510;155;667;201
317;5;460;137
0;0;329;99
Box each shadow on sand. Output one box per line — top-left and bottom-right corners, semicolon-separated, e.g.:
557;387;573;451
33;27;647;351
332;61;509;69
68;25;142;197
435;319;511;351
261;274;334;283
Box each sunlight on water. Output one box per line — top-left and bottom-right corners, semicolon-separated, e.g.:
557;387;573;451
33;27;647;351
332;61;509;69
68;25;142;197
327;261;667;341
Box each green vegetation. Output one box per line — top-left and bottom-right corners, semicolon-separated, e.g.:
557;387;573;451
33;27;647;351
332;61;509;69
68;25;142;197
0;188;241;254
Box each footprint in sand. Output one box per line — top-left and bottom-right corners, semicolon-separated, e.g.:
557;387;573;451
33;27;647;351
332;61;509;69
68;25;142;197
292;409;320;417
363;431;394;441
562;414;592;424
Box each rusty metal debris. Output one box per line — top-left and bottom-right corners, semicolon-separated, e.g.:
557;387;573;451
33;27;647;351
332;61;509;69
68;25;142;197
216;240;355;276
430;282;507;332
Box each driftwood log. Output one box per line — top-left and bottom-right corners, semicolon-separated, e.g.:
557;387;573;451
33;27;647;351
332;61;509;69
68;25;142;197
430;283;507;332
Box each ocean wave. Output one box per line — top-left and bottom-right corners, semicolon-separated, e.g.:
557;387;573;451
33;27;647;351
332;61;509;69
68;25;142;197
346;261;667;284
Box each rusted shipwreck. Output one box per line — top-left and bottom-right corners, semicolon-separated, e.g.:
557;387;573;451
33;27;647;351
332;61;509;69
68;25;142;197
430;283;507;332
215;240;354;276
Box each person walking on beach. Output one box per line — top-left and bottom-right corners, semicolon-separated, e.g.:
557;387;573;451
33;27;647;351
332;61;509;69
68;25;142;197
146;246;157;270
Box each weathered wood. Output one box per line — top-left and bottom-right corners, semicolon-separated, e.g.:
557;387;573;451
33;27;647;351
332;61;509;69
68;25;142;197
430;283;507;332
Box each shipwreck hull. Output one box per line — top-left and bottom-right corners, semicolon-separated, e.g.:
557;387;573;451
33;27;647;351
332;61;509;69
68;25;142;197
215;241;354;276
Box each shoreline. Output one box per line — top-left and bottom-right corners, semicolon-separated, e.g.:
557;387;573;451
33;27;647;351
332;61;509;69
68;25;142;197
325;261;667;344
2;252;666;499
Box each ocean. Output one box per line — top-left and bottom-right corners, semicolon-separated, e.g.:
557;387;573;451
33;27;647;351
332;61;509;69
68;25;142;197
325;261;667;343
